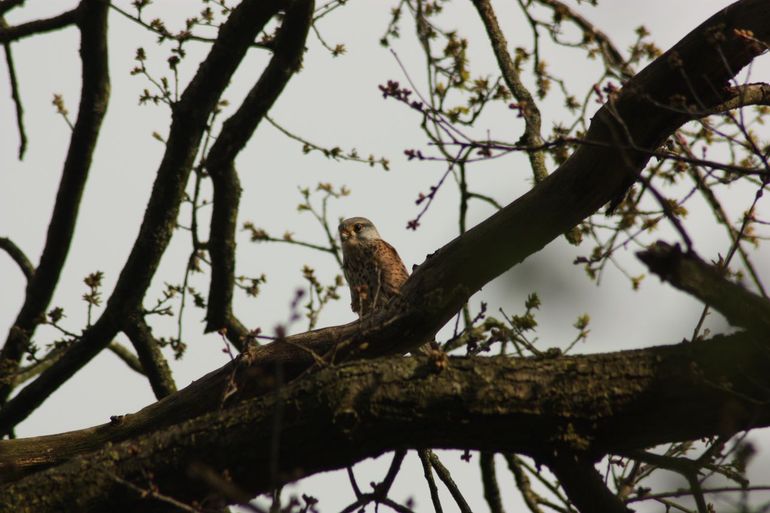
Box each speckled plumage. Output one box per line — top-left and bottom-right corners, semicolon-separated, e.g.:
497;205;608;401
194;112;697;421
339;217;409;317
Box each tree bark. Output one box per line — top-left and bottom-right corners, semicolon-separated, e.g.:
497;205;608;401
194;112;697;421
1;331;769;512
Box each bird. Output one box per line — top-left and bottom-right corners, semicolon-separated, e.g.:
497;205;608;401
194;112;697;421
338;217;409;318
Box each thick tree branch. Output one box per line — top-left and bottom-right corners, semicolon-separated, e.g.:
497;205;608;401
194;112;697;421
0;0;283;434
638;241;770;335
205;0;314;345
0;0;110;406
2;330;770;511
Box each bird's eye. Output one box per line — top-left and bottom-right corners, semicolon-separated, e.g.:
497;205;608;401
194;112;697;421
354;223;363;232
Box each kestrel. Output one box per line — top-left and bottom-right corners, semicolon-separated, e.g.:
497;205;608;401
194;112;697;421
339;217;409;317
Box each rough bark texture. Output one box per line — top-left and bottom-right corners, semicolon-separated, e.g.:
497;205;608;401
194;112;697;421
1;331;769;512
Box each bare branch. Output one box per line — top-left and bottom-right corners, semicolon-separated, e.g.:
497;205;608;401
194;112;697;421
2;1;770;510
187;462;267;513
699;82;770;115
545;453;631;513
480;452;505;513
107;342;144;375
108;472;203;513
1;18;26;158
0;0;284;434
472;0;548;182
623;451;709;513
0;8;77;43
0;237;33;281
123;317;176;399
108;2;270;50
429;451;473;513
504;455;549;513
637;241;770;335
418;450;443;513
205;0;313;340
0;0;111;409
0;0;24;17
338;450;407;513
533;0;633;78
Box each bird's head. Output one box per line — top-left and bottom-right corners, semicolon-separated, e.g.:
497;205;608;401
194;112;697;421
339;217;381;246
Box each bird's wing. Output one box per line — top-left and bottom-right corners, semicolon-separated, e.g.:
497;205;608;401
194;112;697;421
342;262;362;315
375;239;409;297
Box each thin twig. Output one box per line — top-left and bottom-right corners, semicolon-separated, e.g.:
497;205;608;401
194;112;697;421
107;341;144;375
1;18;26;158
473;0;548;182
109;472;203;513
480;452;505;513
418;450;443;513
0;237;34;281
429;452;473;513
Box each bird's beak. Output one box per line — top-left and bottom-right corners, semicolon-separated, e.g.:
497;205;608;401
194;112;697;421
340;229;350;241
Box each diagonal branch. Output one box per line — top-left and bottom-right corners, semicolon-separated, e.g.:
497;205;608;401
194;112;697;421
533;0;634;78
0;0;110;407
387;0;770;358
637;241;770;335
0;0;284;435
702;82;770;114
418;450;443;513
472;0;548;182
545;453;631;513
428;451;473;513
0;237;33;282
205;0;314;347
504;455;548;513
107;342;144;375
122;316;176;399
0;0;24;17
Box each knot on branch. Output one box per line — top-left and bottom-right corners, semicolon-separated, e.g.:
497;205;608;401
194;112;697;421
636;240;687;282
